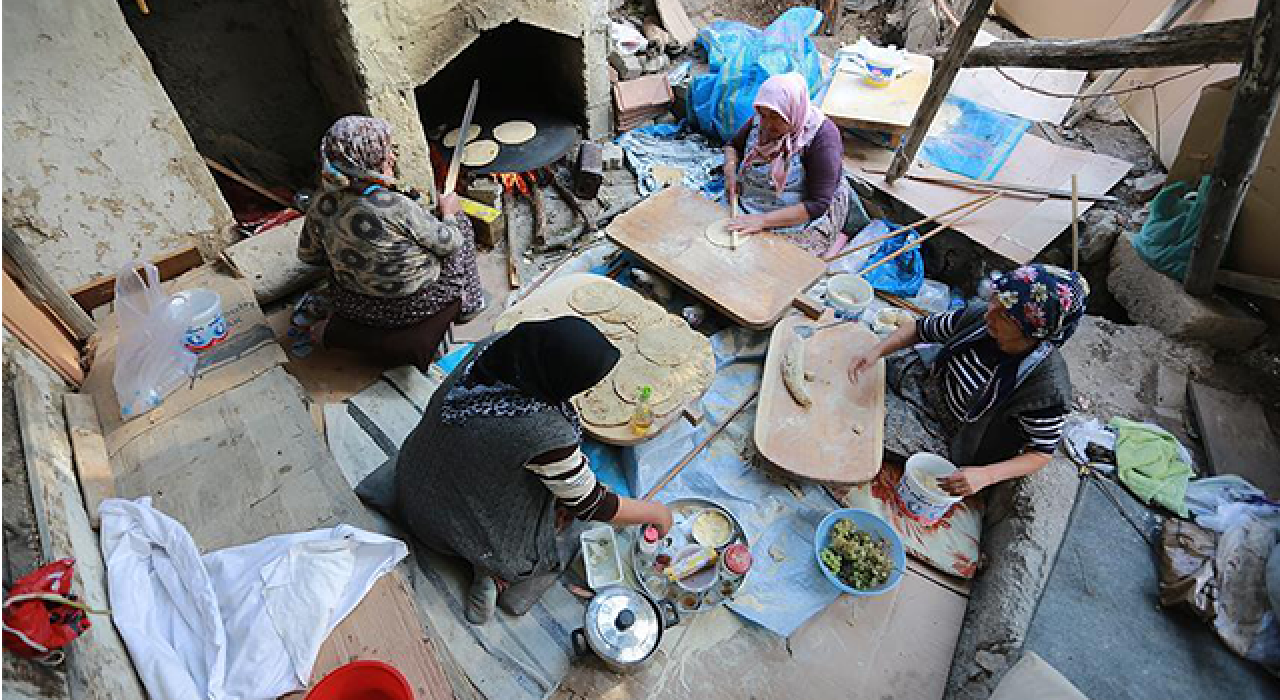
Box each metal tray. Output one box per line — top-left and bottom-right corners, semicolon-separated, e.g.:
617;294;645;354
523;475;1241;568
629;497;750;615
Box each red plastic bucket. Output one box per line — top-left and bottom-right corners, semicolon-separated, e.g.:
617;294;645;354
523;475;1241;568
304;660;414;700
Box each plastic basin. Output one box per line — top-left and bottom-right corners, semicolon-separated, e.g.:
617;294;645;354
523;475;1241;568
305;661;413;700
827;273;874;317
813;508;906;597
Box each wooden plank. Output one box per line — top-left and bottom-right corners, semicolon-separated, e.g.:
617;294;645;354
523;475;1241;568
1186;6;1280;295
1188;381;1280;499
946;17;1251;70
492;273;714;446
606;186;826;329
887;0;994;183
821;52;934;134
220;218;323;305
754;312;885;485
655;0;697;45
62;393;115;530
3;270;84;386
1216;269;1280;301
4;227;95;340
68;246;204;313
202;156;294;209
9;346;147;699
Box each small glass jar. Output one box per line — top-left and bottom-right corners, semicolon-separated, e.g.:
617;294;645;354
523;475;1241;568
637;525;660;557
720;543;752;585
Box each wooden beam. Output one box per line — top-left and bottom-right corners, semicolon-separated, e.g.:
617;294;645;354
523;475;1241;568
3;270;85;387
1185;5;1280;296
887;0;993;183
941;18;1251;70
1216;269;1280;301
10;347;146;698
202;156;294;210
67;245;204;313
63;393;116;530
3;227;96;341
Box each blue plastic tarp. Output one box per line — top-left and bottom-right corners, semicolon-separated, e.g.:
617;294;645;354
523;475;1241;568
920;95;1031;181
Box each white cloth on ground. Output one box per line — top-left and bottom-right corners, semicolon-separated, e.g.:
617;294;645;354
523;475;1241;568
99;497;407;700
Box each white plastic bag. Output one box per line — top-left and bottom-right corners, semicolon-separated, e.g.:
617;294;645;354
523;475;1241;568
112;263;197;419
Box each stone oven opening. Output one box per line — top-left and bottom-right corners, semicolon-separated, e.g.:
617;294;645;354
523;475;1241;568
415;21;588;175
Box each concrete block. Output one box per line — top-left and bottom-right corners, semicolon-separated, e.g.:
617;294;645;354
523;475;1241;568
642;53;669;74
608;52;643;81
601;143;625;171
1107;234;1266;350
464;178;504;249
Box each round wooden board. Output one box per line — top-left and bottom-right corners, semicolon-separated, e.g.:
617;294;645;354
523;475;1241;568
492;273;714;446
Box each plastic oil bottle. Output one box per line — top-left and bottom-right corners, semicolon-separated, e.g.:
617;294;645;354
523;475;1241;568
630;385;654;436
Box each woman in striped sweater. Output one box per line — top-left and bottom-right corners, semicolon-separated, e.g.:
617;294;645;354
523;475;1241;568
849;265;1089;497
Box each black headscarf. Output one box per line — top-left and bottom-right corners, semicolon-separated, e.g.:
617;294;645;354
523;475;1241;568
465;317;620;404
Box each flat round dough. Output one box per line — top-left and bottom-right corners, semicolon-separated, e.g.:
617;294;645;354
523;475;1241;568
637;325;697;367
626;301;669;332
592;317;633;340
568;281;622;315
576;386;632;427
493;313;521;334
601;291;646;324
443;124;482;148
493;120;537;145
461;139;500;167
613;356;673;405
704;218;742;249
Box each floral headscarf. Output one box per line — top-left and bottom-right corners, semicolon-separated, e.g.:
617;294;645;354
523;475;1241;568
319;115;396;191
741;73;826;195
992;264;1090;346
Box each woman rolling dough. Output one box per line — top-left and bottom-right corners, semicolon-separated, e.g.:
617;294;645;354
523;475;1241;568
848;265;1088;497
722;72;866;256
385;317;673;624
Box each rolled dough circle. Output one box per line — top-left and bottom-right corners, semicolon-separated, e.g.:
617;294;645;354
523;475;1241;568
493;312;522;334
601;291;646;324
637;325;696;367
461;139;501;167
576;385;632;427
704;218;742;248
613;356;673;405
626;301;669;332
591;317;633;340
568;281;623;315
493;120;537;145
443;124;482;148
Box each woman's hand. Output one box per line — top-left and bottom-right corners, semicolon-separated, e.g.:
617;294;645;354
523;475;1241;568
725;214;768;235
938;467;992;497
847;344;882;383
648;502;675;537
438;192;461;219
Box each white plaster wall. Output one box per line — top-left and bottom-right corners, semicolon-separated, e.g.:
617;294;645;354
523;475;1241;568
3;0;235;290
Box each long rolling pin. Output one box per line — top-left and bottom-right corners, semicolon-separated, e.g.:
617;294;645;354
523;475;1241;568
644;390;759;500
823;192;999;264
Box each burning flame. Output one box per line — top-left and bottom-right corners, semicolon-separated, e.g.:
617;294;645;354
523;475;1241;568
494;171;535;197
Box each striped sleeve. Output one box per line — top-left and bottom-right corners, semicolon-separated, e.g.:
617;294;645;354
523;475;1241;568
918;309;963;343
1017;406;1067;455
526;447;620;521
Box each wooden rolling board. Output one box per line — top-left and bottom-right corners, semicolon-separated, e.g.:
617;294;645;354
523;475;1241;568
821;52;934;136
605;186;826;330
754;312;885;484
494;273;714;446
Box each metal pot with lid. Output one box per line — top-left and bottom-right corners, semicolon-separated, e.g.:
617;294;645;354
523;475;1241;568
571;585;679;673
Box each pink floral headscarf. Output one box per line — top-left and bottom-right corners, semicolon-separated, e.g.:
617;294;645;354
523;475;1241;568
320;115;396;191
741;73;826;194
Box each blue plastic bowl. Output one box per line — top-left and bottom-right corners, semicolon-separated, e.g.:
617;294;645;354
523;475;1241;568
814;508;907;596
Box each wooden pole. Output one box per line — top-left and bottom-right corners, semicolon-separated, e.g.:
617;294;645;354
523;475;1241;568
1185;2;1280;297
934;18;1251;70
1065;0;1200;127
644;390;759;500
1071;175;1080;272
3;226;96;340
886;0;993;183
857;192;1001;276
824;193;997;263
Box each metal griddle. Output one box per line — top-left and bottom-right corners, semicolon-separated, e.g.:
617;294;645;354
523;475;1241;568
438;108;580;175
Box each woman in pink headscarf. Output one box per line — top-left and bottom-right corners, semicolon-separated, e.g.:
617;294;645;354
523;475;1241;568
724;73;863;255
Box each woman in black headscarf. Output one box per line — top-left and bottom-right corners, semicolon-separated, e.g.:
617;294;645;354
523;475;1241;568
391;317;673;624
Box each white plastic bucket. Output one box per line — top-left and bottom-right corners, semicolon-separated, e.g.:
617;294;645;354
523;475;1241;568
896;453;962;525
827;273;873;318
173;288;227;352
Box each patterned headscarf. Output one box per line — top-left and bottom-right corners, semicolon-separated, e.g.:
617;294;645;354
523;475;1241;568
741;73;826;194
319;115;396;191
991;264;1090;347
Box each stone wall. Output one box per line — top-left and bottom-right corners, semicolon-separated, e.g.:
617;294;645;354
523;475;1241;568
2;0;234;291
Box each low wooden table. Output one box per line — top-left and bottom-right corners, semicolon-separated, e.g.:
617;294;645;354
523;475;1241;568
754;311;885;485
606;186;826;330
821;52;933;146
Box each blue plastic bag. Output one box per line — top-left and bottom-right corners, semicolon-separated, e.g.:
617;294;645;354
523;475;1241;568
1132;176;1210;282
688;8;827;143
860;230;925;298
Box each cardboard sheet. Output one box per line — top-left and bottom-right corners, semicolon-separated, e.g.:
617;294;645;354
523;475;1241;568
82;264;287;456
949;30;1087;125
845;134;1133;264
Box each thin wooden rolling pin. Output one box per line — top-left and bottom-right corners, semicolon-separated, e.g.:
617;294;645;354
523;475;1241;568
644;390;760;500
